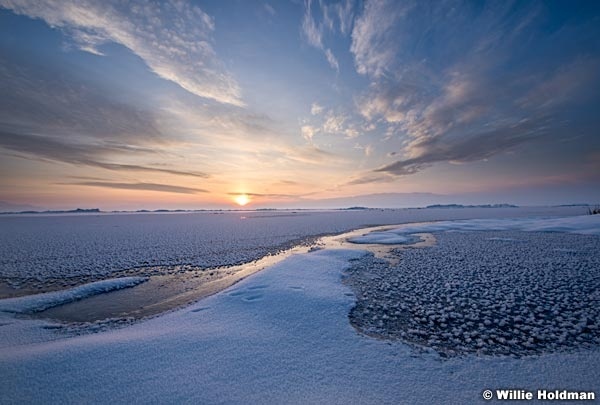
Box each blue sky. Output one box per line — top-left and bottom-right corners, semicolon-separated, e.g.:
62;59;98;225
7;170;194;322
0;0;599;209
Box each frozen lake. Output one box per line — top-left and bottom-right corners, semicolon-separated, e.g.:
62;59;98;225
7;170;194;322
1;212;599;404
0;206;586;284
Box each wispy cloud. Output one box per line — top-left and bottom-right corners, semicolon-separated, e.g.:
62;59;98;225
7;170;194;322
0;59;165;145
283;144;345;166
353;143;374;157
375;118;551;175
301;0;339;71
333;0;355;35
162;99;347;170
66;181;208;194
315;0;356;35
310;102;324;115
0;60;217;179
301;125;318;142
228;192;298;199
350;0;412;77
322;111;347;134
1;0;599;206
264;3;276;17
0;131;209;178
0;0;243;106
344;171;396;186
303;108;360;141
518;57;600;110
349;1;600;180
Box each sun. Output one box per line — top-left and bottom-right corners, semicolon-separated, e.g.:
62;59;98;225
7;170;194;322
234;194;250;206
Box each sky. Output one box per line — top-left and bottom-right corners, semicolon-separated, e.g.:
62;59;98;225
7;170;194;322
0;0;599;210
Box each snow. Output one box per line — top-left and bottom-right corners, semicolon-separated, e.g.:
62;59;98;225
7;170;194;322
0;206;583;281
0;249;598;403
0;277;147;314
352;215;600;245
0;213;598;403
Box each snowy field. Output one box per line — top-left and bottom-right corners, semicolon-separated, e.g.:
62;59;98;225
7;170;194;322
1;209;599;403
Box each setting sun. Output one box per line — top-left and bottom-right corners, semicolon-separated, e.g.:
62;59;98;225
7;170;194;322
234;194;250;206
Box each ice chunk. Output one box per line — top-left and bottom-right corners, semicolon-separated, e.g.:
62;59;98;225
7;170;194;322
0;277;148;314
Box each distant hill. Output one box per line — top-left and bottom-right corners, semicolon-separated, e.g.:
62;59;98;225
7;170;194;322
268;193;525;209
0;208;101;215
553;204;593;207
269;192;453;209
425;204;518;209
0;201;42;213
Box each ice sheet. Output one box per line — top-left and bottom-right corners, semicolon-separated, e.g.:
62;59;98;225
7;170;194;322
1;248;599;403
1;214;599;403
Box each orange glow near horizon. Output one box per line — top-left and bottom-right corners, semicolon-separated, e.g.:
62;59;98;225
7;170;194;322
234;194;250;206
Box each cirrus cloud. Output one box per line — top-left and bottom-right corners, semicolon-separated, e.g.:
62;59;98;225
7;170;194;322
64;181;208;194
0;0;243;106
349;0;600;182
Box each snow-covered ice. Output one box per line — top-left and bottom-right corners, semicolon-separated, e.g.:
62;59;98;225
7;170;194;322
0;212;599;403
1;248;599;404
0;207;583;284
346;230;600;357
344;215;600;358
349;214;600;245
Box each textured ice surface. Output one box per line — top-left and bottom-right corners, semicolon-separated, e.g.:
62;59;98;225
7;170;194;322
1;249;599;404
1;211;599;402
346;231;600;357
0;207;584;281
0;277;147;314
379;214;600;237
